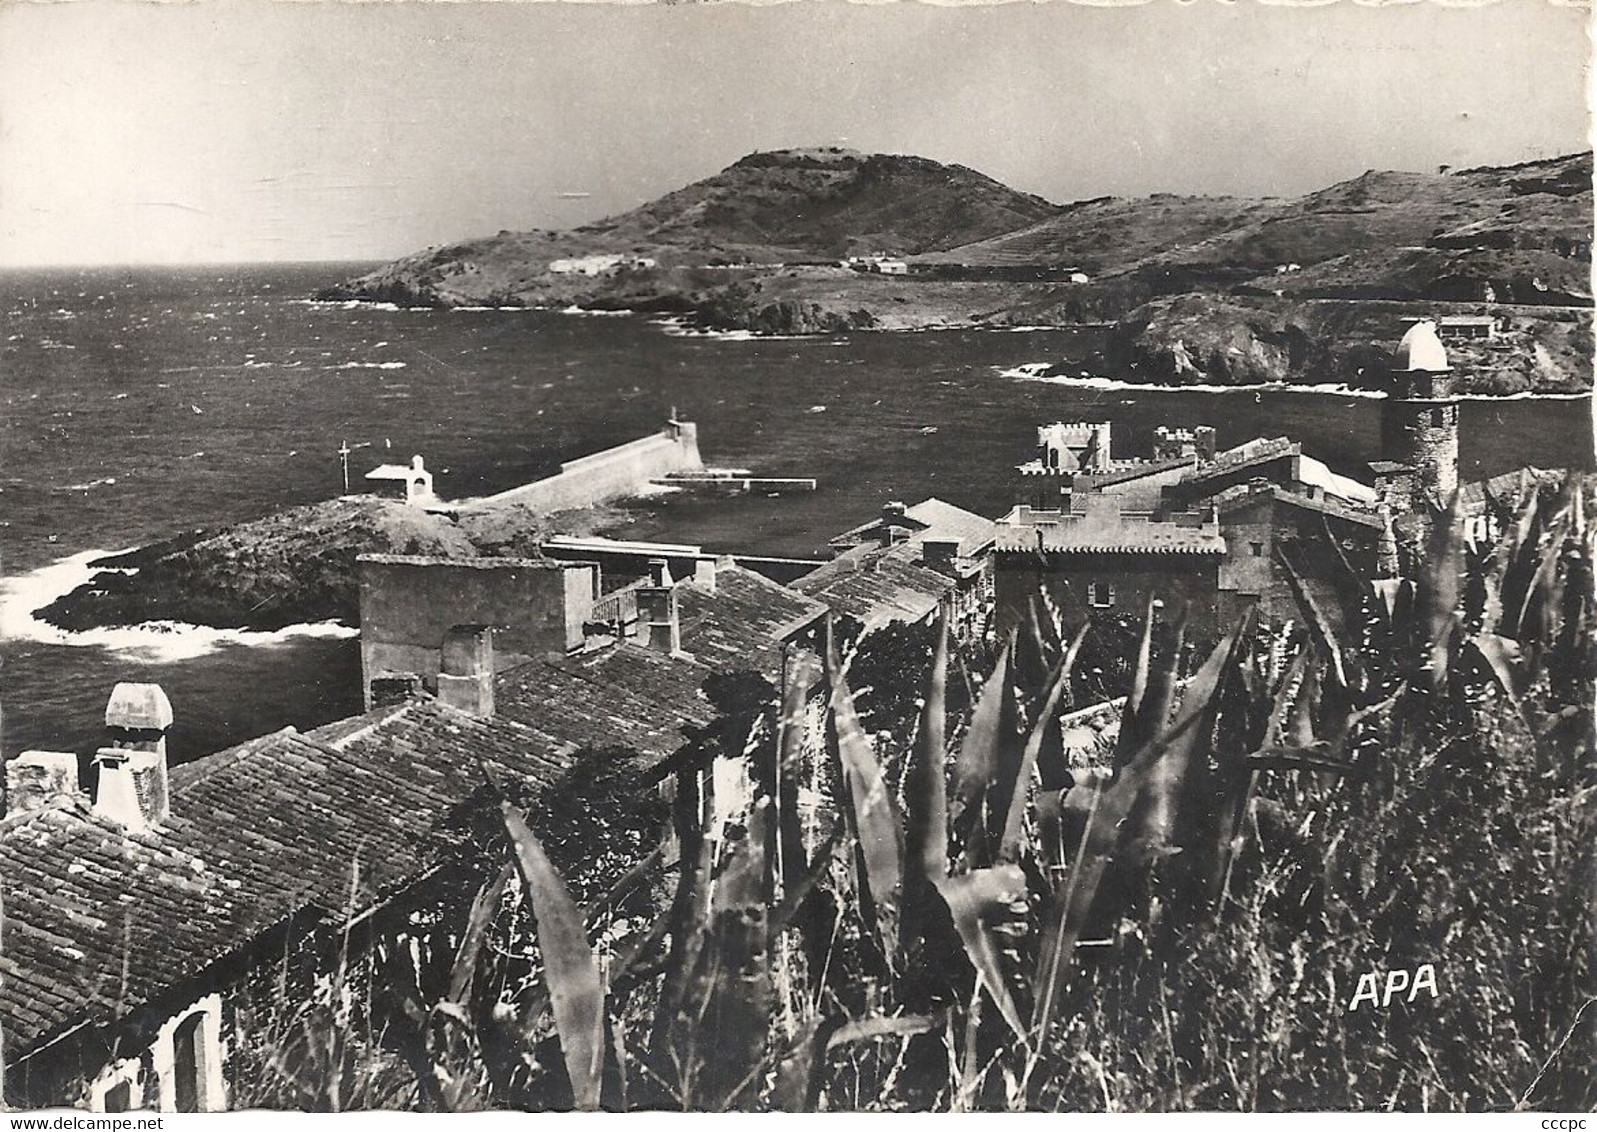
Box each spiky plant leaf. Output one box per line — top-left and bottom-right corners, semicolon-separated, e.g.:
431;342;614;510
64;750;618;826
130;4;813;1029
1000;623;1087;863
906;608;950;883
446;862;511;1006
933;865;1030;1044
952;640;1014;809
829;666;905;959
500;802;606;1111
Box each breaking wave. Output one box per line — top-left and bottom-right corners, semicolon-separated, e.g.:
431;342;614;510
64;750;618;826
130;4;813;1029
290;298;404;312
0;550;357;662
649;317;812;342
1001;363;1594;403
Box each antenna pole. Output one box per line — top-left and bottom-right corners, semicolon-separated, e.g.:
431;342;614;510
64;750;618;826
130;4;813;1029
339;439;351;495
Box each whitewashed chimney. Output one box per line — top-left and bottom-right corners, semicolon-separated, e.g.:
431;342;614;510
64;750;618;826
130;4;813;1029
6;751;79;817
437;624;495;718
638;559;682;654
94;682;173;831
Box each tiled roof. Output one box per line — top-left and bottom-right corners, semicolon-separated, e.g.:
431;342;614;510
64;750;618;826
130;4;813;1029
995;520;1226;556
1213;483;1384;530
1458;467;1555;517
0;559;828;1061
675;565;825;677
1076;456;1194;490
495;643;717;760
1186;437;1299;484
903;498;999;554
792;544;954;630
829;498;998;557
1;700;571;1058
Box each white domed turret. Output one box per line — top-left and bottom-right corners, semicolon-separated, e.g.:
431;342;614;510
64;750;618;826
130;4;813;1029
1395;319;1451;372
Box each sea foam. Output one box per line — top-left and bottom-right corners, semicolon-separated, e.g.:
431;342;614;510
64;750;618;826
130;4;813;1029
0;549;357;663
1001;363;1594;403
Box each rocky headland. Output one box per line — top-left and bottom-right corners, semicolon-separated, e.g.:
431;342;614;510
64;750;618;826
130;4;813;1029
39;497;636;633
323;148;1593;392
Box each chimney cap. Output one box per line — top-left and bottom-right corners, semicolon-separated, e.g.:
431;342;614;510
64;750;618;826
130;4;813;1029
646;558;674;588
105;683;173;731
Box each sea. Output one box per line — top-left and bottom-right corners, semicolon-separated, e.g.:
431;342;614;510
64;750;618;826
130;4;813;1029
3;263;1592;763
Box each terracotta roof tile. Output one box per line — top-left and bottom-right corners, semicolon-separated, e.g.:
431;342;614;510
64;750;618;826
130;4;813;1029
792;544;954;630
1;699;571;1057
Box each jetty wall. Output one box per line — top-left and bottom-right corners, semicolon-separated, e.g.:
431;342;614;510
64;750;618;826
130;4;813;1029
466;421;702;514
357;554;597;707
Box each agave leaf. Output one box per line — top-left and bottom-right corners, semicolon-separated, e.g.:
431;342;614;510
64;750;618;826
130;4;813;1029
770;816;843;938
1246;743;1356;773
500;802;606;1111
1000;623;1088;863
1016;600;1053;704
1137;625;1238;850
933;865;1029;1044
446;861;511;1006
777;650;820;897
1276;545;1349;691
1465;632;1532;719
952;640;1014;809
1135;608;1186;747
770;1016;836;1112
826;1011;947;1052
686;807;774;1112
1029;592;1065;663
829;665;905;958
1031;707;1202;1027
1265;647;1311;749
1499;485;1548;635
1116;597;1158;763
1518;513;1569;651
906;609;950;883
1285;656;1320;749
1418;492;1466;692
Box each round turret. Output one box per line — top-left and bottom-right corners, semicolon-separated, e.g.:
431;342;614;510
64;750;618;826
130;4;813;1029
1394;320;1451;373
1380;320;1460;513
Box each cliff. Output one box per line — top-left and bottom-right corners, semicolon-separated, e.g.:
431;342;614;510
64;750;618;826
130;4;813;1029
1087;293;1592;395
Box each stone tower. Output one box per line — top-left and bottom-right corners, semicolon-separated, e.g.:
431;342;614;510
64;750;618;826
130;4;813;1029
1380;320;1460;510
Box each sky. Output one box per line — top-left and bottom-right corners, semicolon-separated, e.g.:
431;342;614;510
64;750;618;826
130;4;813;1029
0;0;1589;266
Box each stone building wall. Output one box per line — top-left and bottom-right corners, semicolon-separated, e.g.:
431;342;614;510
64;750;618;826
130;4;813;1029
357;554;597;706
993;550;1224;637
1380;400;1459;508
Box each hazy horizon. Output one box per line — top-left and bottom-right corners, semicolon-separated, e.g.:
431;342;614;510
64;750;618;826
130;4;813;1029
1;0;1588;267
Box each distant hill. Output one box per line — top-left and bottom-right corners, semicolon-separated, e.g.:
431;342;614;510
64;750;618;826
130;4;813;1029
323;148;1061;307
925;151;1591;304
914;194;1274;274
573;148;1060;259
322;147;1591;393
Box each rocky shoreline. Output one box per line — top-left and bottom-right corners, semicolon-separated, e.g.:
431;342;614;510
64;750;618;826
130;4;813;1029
37;497;638;634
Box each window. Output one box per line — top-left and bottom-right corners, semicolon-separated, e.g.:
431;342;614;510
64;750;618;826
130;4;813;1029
103;1081;132;1113
1250;541;1265;558
154;994;225;1112
90;1058;144;1113
1431;407;1446;427
1087;581;1115;609
173;1011;208;1112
